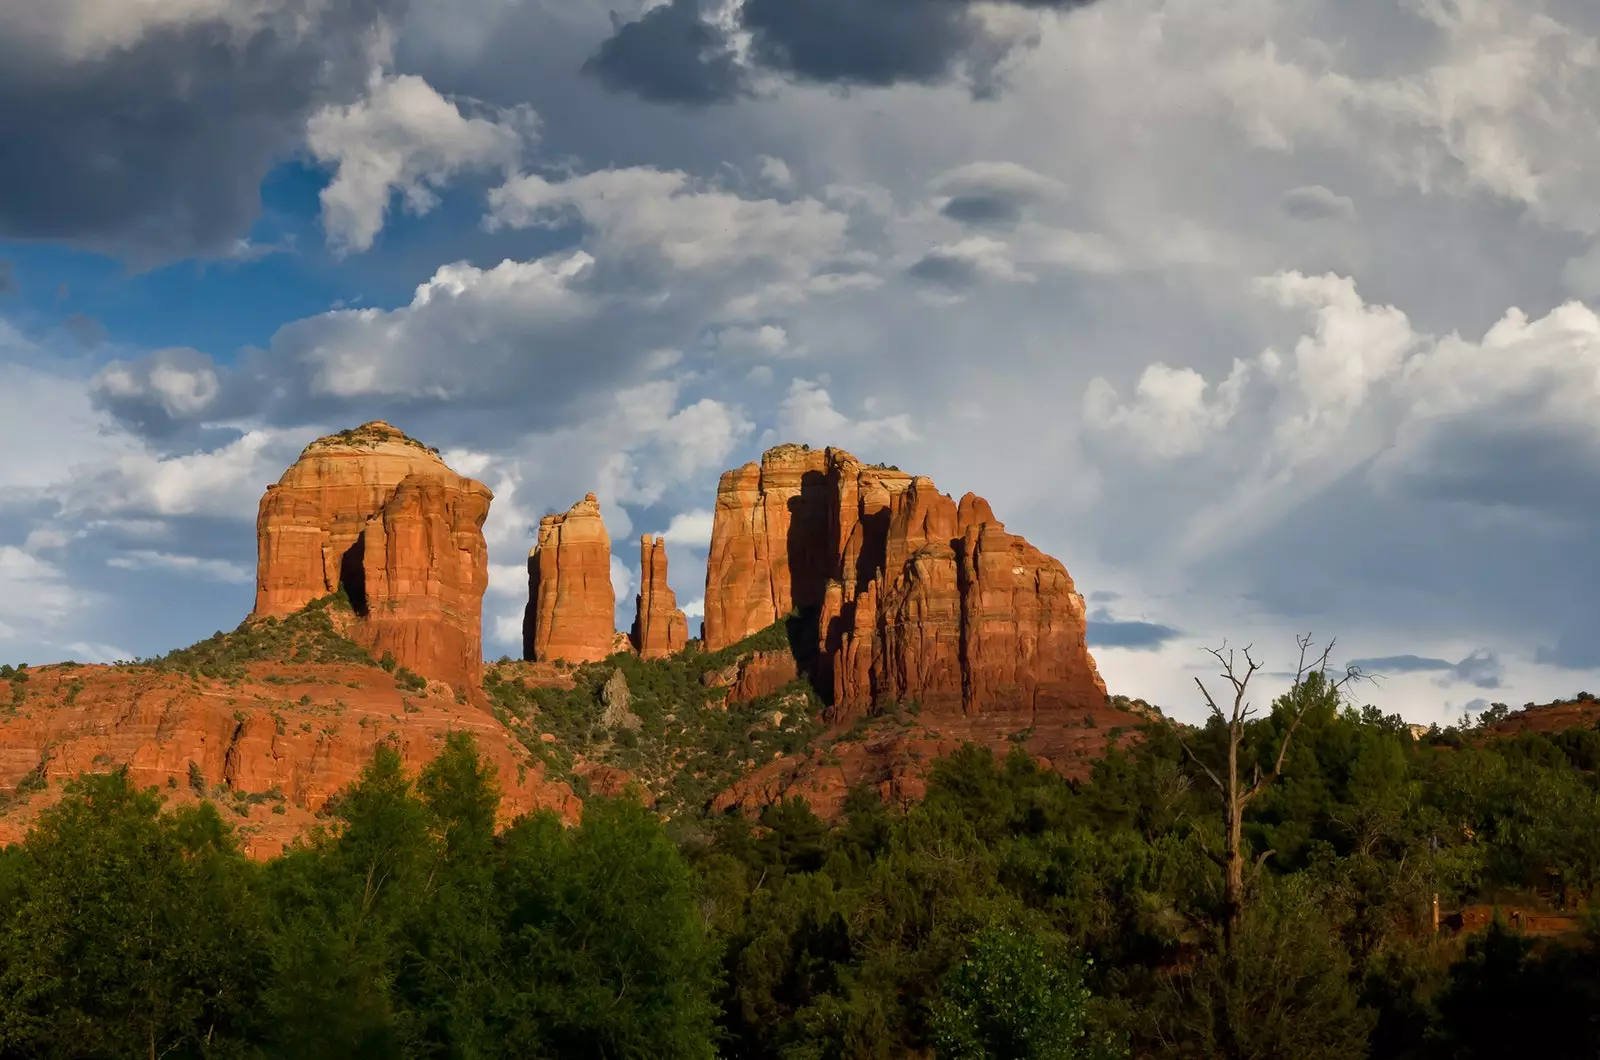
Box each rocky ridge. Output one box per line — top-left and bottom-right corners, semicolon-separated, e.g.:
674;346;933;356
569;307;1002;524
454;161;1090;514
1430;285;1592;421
0;614;577;857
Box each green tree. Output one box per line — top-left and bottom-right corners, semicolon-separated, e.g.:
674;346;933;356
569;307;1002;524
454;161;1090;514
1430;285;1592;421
257;744;436;1058
492;797;721;1059
930;925;1126;1060
0;769;264;1060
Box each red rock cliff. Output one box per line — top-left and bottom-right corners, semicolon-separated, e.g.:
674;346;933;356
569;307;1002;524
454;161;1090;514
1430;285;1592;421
524;494;616;664
253;422;492;692
0;662;579;858
704;445;1106;718
631;535;688;659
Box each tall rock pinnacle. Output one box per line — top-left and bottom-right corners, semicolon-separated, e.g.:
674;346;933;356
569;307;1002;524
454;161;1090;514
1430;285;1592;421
631;535;688;659
524;494;617;664
252;421;492;693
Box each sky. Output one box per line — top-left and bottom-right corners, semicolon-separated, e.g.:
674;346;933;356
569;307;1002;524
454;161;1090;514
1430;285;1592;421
3;0;1600;726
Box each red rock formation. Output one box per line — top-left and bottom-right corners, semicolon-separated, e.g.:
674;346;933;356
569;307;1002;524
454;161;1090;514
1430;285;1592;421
705;445;1106;719
630;535;688;659
525;494;616;664
0;662;579;857
729;651;801;704
253;422;491;692
703;445;841;650
712;696;1147;820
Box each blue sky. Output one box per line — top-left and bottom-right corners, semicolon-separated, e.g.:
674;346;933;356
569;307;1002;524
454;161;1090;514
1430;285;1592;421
5;0;1600;724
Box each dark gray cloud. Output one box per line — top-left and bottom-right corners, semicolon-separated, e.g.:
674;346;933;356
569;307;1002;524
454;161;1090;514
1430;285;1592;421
0;0;401;263
1281;184;1356;221
1537;626;1600;670
585;0;1101;104
1351;649;1503;689
741;0;977;88
942;194;1023;225
581;0;748;105
1086;607;1181;651
0;259;13;295
61;313;107;348
907;247;984;288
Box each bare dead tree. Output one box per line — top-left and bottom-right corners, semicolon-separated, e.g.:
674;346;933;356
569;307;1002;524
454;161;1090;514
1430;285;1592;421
1168;633;1365;947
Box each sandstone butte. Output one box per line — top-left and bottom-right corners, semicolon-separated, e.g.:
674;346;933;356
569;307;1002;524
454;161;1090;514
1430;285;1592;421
0;661;580;858
703;443;1108;720
524;494;617;665
253;421;492;695
630;535;689;659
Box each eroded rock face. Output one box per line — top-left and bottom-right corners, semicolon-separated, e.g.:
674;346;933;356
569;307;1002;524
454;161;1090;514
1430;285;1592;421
525;494;616;664
254;422;492;693
630;535;688;659
704;445;1107;719
711;697;1146;820
0;662;580;858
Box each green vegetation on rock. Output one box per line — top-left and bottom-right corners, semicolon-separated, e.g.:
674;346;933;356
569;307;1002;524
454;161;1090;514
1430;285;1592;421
484;616;825;815
127;589;378;680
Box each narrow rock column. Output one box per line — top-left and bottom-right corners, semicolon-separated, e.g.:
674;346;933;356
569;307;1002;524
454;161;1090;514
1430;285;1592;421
524;494;617;664
631;535;688;659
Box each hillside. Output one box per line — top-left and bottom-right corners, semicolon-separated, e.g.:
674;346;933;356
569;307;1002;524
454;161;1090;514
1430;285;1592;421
481;612;1149;824
0;594;576;855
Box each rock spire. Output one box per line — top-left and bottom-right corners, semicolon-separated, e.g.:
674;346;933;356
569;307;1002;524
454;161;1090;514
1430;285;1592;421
524;494;617;664
630;535;688;659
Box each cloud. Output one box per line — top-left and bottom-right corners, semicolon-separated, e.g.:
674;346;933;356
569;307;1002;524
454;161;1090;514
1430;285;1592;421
485;165;855;285
1081;273;1600;577
714;323;796;358
62;314;108;348
60;429;301;521
1083;362;1249;461
105;550;252;584
1351;650;1504;690
585;0;1104;104
907;236;1029;290
307;72;537;253
1211;1;1600;237
0;0;402;261
581;0;749;106
1537;627;1600;671
91;348;222;438
656;508;715;548
1280;184;1356;222
770;379;916;453
0;259;13;295
1086;607;1181;651
0;547;82;644
930;161;1068;226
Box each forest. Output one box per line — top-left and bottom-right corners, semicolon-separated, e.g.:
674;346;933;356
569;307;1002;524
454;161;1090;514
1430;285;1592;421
3;662;1600;1059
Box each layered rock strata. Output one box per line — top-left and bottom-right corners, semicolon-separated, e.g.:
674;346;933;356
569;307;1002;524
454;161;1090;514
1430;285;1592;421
0;662;580;857
703;444;1106;718
253;422;491;692
524;494;617;664
630;535;688;659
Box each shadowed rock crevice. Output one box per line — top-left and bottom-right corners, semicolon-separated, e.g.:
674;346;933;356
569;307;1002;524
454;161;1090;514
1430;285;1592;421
338;537;367;616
